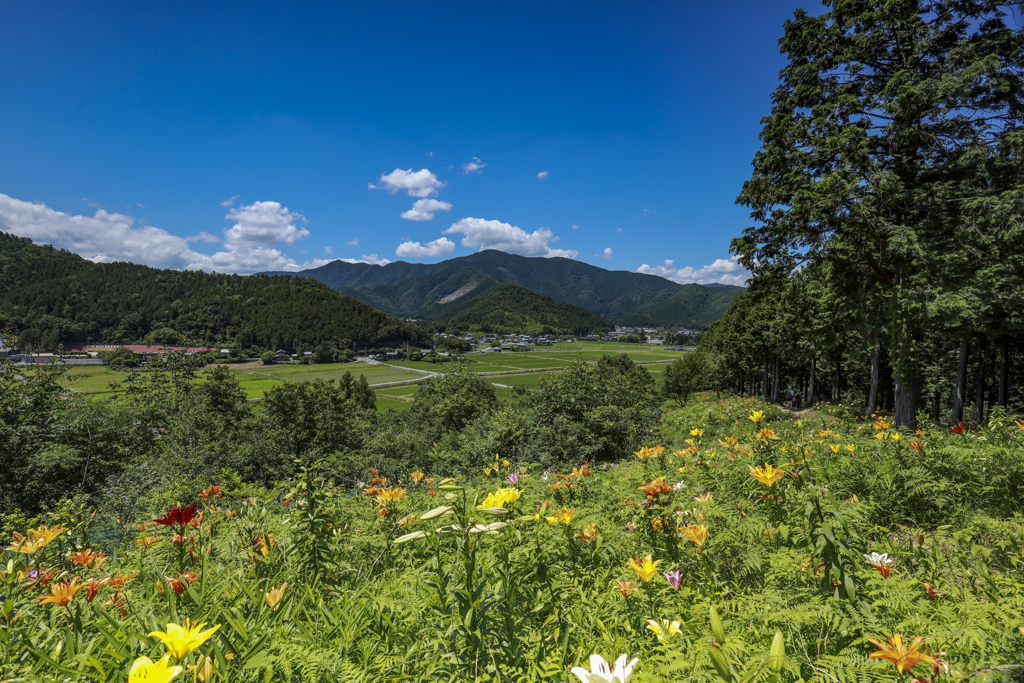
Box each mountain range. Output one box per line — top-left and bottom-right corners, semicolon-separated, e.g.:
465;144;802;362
262;250;743;329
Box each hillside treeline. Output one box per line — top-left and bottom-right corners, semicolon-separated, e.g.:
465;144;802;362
715;0;1024;428
0;232;428;350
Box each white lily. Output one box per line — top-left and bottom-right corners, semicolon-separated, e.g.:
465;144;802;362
571;653;639;683
863;552;891;566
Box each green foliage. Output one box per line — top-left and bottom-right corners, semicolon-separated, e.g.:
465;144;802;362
2;394;1023;682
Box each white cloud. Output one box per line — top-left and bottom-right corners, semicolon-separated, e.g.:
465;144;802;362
597;247;613;259
345;238;360;246
636;255;749;286
639;208;655;216
1;194;195;268
395;237;456;258
401;198;453;221
616;227;622;232
223;201;309;248
572;224;580;230
444;217;578;259
0;192;324;274
324;245;333;254
336;254;391;266
537;171;549;180
462;157;486;174
82;197;99;208
220;194;239;207
426;151;434;157
369;168;445;197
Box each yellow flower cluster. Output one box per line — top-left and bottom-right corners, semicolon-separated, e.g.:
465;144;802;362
477;488;522;509
634;446;665;462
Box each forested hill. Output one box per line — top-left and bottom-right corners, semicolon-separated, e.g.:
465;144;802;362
425;284;614;335
261;250;744;328
0;232;429;349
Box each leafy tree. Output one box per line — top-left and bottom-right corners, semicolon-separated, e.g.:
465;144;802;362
662;351;708;406
259;379;366;464
407;368;498;436
733;0;1024;427
98;347;139;370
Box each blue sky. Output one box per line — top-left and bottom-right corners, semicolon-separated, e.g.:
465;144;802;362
0;0;813;285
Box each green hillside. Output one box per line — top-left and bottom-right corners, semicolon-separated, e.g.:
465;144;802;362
425;284;614;335
0;232;428;349
619;283;745;329
263;250;744;328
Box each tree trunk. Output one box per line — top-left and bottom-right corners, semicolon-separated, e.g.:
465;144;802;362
974;348;986;423
763;360;770;400
951;337;969;424
998;336;1008;407
893;324;919;430
808;357;816;404
771;354;781;402
866;336;880;415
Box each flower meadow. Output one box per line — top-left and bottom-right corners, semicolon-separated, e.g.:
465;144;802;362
2;395;1023;682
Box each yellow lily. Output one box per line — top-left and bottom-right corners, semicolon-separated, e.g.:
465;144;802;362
149;619;221;660
265;583;287;610
477;488;522;509
626;554;662;582
6;525;67;554
749;464;785;487
128;655;183;683
749;411;765;424
646;618;681;644
679;523;709;550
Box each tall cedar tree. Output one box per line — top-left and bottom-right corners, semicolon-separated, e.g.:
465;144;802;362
733;0;1024;428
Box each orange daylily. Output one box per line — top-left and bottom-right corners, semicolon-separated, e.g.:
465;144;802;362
34;579;85;606
84;577;108;602
865;634;936;674
137;535;162;547
613;578;638;598
68;548;108;569
106;573;138;589
577;524;598;543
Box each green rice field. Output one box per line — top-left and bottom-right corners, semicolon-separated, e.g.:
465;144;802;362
60;343;681;407
62;362;426;401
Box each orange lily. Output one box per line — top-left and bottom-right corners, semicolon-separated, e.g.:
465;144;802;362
34;579;85;606
84;577;108;602
865;634;935;674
